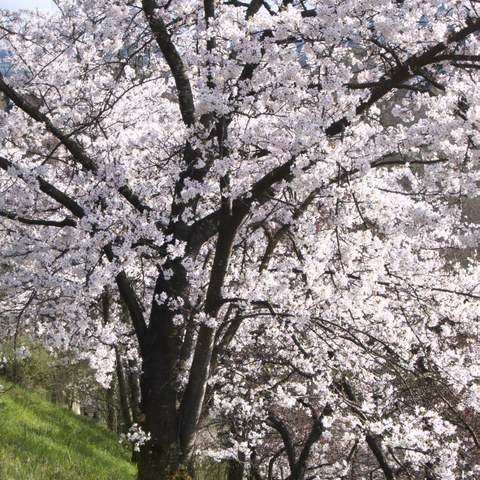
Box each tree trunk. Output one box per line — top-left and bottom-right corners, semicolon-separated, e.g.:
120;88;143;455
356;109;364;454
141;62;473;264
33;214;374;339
137;269;187;479
137;442;192;480
137;341;181;478
227;458;245;480
106;380;117;432
115;347;133;430
128;357;141;421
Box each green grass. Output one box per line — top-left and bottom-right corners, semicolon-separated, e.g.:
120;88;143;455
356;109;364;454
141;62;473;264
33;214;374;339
0;378;136;480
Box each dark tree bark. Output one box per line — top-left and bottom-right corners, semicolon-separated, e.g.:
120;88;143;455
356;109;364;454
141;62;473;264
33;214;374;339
227;458;245;480
128;358;142;421
137;263;189;478
115;347;133;431
106;380;118;433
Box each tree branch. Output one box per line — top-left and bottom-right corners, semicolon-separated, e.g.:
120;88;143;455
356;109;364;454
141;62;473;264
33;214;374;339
0;155;86;219
328;17;480;135
290;406;332;480
0;77;96;171
0;80;151;214
338;380;397;480
246;0;263;19
179;185;249;457
1;155;148;352
189;21;480;249
142;0;195;126
267;413;297;473
103;244;148;355
0;209;76;227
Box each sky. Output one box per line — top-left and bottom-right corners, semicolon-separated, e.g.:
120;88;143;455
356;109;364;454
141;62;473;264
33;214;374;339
0;0;56;10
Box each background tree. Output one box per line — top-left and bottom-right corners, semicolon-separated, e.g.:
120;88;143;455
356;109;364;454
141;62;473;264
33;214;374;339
1;1;480;479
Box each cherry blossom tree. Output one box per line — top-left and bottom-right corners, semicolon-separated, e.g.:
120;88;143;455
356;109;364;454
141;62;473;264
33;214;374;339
1;1;480;479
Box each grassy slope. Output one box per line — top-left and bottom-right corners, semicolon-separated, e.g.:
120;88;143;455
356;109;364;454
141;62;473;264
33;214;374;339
0;379;136;480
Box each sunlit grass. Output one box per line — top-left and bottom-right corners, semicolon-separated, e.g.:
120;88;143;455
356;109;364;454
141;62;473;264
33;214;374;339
0;378;136;480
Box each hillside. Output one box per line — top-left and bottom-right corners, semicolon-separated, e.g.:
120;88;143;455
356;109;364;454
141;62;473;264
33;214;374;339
0;379;136;480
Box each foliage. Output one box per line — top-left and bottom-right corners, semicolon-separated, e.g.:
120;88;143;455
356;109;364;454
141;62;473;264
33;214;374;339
0;378;136;480
0;337;126;429
1;336;76;387
1;1;480;479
